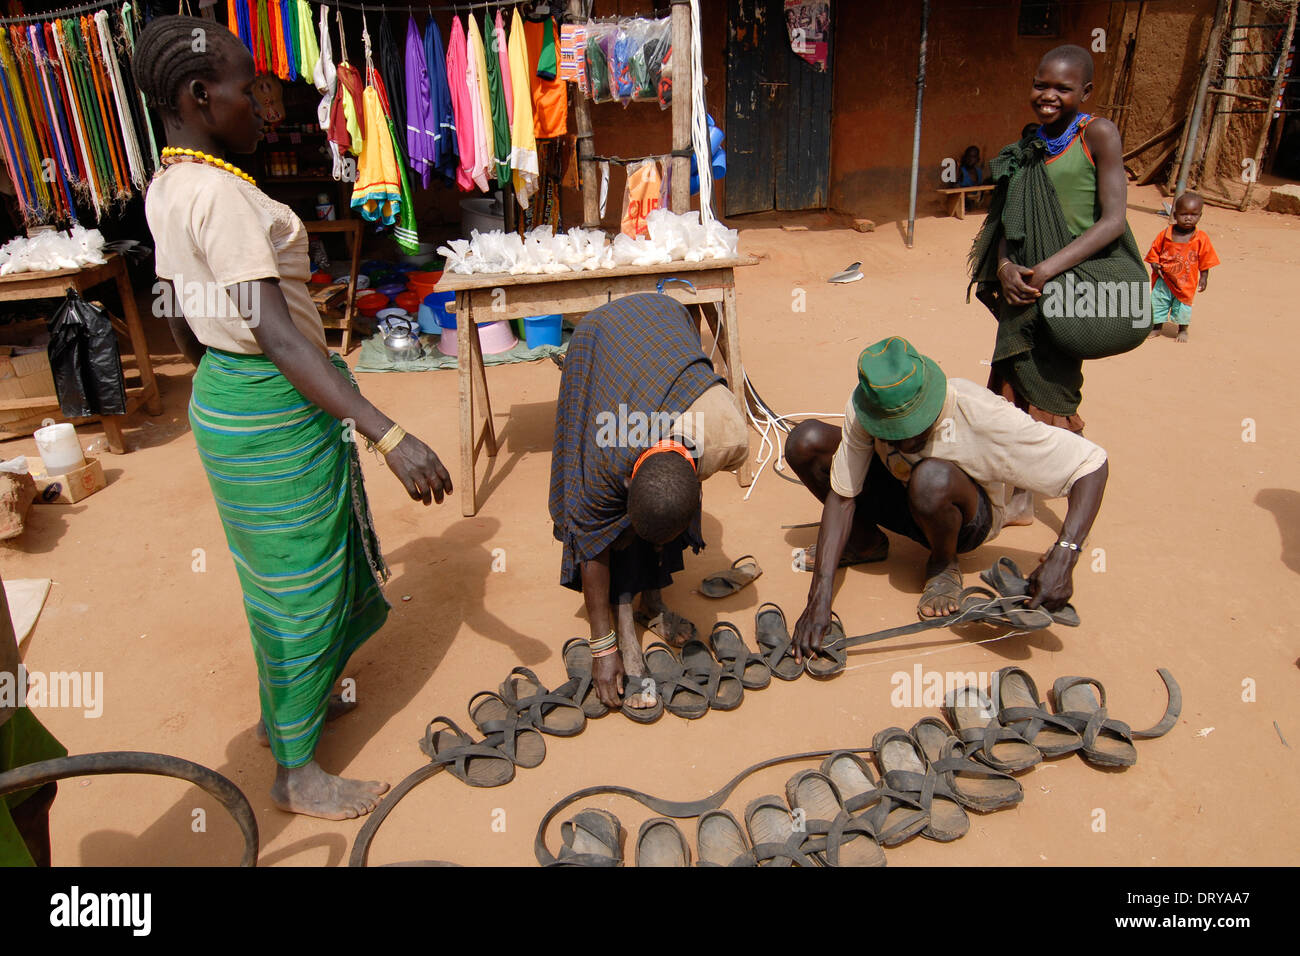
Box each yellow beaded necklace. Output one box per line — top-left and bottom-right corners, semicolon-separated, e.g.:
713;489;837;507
160;147;257;187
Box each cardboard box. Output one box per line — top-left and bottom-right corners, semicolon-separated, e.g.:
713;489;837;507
0;345;56;403
28;455;105;504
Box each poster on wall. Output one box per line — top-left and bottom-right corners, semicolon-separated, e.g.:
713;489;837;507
784;0;831;72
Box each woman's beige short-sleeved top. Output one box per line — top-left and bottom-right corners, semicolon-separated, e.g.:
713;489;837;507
145;162;327;355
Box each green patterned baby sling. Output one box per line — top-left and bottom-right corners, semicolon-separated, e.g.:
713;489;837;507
968;134;1150;363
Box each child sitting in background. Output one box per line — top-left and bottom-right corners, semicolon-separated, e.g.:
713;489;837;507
1145;192;1219;344
959;145;986;210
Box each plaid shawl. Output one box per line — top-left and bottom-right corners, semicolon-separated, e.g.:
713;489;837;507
968;133;1148;412
549;294;723;586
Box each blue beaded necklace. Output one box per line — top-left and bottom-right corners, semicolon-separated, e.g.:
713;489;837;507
1037;113;1092;157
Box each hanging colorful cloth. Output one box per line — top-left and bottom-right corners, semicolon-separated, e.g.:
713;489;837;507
14;24;73;219
507;10;537;208
425;17;457;187
81;15;129;201
314;5;341;179
54;20;103;218
351;20;399;226
483;12;511;190
376;14;405;153
335;62;366;157
404;16;435;187
254;0;271;73
494;10;513;128
369;69;418;254
296;0;318;80
465;14;493;193
57;17;111;213
524;16;568;139
444;16;476;192
27;24;79;200
95;10;146;193
121;4;159;170
0;27;50;220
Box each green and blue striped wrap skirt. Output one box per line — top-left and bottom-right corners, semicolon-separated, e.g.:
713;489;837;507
189;348;390;768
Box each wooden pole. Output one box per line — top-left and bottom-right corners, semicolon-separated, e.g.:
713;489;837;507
1240;0;1297;209
568;0;600;227
670;0;693;215
905;0;930;249
1174;0;1230;196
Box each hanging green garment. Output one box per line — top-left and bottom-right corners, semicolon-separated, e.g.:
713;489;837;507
386;111;419;254
483;13;511;189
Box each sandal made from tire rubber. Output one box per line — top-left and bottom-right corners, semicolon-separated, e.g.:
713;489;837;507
699;554;763;598
635;817;692;866
994;666;1083;757
819;751;882;814
707;621;771;690
910;716;1022;812
620;669;666;724
644;642;710;719
680;639;744;711
944;685;1042;774
696;809;758;866
917;567;965;621
634;607;697;647
467;691;546;770
418;716;516;788
1047;669;1182;769
744;795;822;867
499;666;587;737
562;637;608;720
755;602;803;681
873;726;968;842
980;556;1081;627
785;769;886;866
805;611;848;679
554;808;623;867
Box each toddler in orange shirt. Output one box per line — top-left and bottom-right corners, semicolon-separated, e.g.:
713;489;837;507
1145;192;1220;343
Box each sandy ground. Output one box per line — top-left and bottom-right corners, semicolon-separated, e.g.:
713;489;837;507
2;184;1297;867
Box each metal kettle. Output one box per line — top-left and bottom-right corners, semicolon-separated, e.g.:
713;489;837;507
379;316;423;364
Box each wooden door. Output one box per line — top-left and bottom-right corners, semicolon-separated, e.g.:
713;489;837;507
725;0;834;214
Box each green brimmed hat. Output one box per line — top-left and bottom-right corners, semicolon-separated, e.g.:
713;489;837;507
850;337;947;441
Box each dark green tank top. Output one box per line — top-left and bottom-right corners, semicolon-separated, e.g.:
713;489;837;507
1044;119;1101;236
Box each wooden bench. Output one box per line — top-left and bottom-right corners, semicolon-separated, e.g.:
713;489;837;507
304;218;363;354
937;184;995;219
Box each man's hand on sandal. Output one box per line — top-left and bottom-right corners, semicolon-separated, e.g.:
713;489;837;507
592;653;625;710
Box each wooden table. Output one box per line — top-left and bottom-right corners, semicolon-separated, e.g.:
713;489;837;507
435;256;758;516
304;219;363;353
0;252;160;452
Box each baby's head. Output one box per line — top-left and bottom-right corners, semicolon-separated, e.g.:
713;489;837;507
1172;192;1204;231
1031;44;1094;128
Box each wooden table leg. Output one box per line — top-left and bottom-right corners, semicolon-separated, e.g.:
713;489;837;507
458;292;477;516
343;221;362;354
720;280;753;487
101;416;126;455
112;259;162;416
954;192;966;220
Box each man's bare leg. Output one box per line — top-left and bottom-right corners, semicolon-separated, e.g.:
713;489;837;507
908;459;981;618
636;588;696;647
617;599;657;709
1004;487;1034;526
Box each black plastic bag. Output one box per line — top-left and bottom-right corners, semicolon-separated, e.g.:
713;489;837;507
46;288;127;418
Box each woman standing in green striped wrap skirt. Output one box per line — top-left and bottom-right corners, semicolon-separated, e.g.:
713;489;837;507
136;17;452;820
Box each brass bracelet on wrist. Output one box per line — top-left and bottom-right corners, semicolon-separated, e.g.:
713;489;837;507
373;424;406;456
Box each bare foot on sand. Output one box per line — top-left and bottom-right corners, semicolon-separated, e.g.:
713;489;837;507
1176;328;1189;343
257;693;356;747
270;761;389;820
799;531;889;572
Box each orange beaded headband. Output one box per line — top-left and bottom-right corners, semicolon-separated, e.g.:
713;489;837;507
631;439;697;480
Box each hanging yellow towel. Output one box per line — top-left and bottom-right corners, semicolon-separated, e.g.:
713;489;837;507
467;15;495;189
351;86;401;225
507;9;538;206
297;1;319;79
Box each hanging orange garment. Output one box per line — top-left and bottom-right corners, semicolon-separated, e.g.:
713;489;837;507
522;18;567;139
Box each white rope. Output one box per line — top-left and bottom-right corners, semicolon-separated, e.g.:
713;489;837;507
740;382;844;501
688;0;713;226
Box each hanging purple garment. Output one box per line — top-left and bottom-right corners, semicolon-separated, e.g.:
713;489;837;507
404;16;435;185
425;18;458;185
